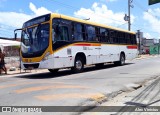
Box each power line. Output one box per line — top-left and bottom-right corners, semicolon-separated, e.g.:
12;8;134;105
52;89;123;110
0;27;14;31
132;24;160;34
116;22;128;28
0;28;14;38
0;29;13;33
0;32;13;36
134;0;160;20
0;32;13;38
43;0;125;24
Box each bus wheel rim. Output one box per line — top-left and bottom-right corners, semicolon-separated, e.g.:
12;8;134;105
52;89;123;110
121;56;125;65
76;60;82;70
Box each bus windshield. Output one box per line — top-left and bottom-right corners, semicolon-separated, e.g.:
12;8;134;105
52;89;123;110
21;23;49;54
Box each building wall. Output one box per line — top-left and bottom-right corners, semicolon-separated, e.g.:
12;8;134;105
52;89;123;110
141;38;159;54
3;46;20;57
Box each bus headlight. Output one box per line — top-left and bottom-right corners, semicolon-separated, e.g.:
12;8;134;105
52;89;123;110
43;52;50;61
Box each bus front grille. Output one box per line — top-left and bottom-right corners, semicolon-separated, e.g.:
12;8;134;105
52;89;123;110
23;63;39;69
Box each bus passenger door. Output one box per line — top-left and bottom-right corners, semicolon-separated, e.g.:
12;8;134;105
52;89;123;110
99;28;114;63
85;25;100;64
52;23;73;68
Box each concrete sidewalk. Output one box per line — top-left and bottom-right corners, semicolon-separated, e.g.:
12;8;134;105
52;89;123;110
136;54;159;59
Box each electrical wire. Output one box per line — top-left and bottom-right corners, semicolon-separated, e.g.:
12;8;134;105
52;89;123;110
134;0;160;20
116;22;128;27
43;0;125;24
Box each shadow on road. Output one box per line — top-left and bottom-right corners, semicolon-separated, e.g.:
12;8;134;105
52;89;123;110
15;63;134;79
115;77;160;115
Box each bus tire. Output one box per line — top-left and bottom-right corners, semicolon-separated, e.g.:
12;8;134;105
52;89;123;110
120;53;125;65
72;57;84;73
48;69;59;73
114;53;125;66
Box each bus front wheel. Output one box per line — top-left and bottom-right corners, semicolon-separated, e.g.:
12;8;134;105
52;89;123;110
72;57;84;73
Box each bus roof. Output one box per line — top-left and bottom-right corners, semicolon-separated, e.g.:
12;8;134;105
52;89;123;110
51;13;136;35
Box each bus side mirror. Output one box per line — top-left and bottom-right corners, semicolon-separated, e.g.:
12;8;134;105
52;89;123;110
14;33;17;40
14;28;22;40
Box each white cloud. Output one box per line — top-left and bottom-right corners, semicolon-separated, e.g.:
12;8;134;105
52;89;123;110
0;2;52;28
74;2;135;29
143;33;152;39
100;0;118;2
107;0;118;2
0;12;31;28
0;2;52;37
143;8;160;36
29;2;51;16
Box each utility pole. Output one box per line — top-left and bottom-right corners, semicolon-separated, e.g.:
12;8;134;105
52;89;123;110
128;0;133;31
128;0;131;31
137;30;141;54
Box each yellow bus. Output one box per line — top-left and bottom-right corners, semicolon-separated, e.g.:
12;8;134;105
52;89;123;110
15;13;138;73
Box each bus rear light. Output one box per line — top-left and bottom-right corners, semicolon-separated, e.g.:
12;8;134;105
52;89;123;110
127;46;138;49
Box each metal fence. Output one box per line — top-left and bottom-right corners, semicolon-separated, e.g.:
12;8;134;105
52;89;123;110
150;45;160;55
4;56;20;69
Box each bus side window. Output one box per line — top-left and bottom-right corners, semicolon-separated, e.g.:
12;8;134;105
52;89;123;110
72;23;84;41
105;29;110;43
126;33;131;44
60;26;69;41
109;30;114;44
100;28;105;42
95;27;100;42
110;30;118;44
87;25;96;41
132;34;137;45
119;32;125;44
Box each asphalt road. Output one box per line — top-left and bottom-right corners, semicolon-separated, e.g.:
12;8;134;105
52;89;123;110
83;71;160;115
0;56;160;114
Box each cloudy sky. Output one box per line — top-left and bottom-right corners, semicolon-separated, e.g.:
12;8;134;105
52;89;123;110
0;0;160;39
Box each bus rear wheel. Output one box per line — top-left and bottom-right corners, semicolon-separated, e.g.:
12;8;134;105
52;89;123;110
72;57;84;73
48;69;59;73
114;54;125;66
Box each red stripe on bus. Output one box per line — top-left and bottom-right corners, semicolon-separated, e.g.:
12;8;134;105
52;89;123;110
74;44;91;46
127;46;138;49
74;43;101;46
